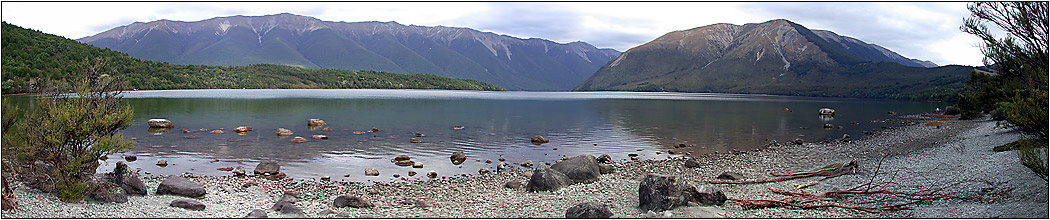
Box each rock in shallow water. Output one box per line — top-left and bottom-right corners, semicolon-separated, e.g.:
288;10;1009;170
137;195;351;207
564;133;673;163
565;202;613;218
450;151;467;165
365;168;380;176
147;119;174;128
254;161;280;176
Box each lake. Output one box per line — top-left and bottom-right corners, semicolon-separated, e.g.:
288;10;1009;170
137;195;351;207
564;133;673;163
6;89;943;182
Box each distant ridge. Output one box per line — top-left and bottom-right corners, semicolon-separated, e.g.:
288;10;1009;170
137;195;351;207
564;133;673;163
78;13;620;91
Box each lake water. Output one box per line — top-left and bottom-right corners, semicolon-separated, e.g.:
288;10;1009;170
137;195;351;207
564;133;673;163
6;89;943;182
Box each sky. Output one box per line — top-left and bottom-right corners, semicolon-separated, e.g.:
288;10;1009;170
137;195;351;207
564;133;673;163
1;1;987;66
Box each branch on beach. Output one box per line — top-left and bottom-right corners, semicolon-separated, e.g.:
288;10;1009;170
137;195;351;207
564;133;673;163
697;160;859;184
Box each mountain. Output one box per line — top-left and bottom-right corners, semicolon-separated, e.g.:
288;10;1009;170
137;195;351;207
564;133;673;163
576;19;972;101
78;13;620;91
1;22;503;94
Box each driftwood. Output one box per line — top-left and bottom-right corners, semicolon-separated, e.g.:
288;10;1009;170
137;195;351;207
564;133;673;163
717;156;980;215
2;173;16;211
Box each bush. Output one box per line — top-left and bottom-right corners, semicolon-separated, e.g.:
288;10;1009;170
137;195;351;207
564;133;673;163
2;58;135;201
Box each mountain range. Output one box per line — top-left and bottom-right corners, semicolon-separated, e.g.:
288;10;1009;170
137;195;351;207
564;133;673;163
576;19;971;100
78;13;619;91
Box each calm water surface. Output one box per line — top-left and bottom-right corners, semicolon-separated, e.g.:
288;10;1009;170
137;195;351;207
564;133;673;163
8;89;943;182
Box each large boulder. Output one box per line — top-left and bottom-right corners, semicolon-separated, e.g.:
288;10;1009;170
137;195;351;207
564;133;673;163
551;154;601;184
88;181;128;203
638;174;690;212
254;161;280;176
565;202;613;218
104;161;147;195
170;198;206;211
450;151;467;165
333;195;374;208
686;183;727;206
156;176;206;198
147;119;174;128
526;163;571;192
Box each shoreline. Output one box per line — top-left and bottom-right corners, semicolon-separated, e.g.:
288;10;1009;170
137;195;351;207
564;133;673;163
2;116;1047;218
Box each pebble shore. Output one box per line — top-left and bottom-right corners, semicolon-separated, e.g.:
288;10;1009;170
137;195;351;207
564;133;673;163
3;116;1047;218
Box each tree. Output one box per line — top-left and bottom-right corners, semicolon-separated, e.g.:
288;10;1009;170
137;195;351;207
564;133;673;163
2;57;135;201
959;2;1048;178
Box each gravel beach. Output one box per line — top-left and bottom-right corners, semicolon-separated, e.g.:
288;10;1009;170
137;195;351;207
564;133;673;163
3;116;1047;218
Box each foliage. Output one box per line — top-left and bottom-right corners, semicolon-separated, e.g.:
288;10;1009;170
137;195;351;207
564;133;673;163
959;1;1049;177
2;58;135;202
1;22;504;94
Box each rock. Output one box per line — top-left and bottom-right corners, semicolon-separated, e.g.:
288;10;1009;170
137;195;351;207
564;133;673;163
628;153;639;157
308;119;327;126
353;131;366;135
321;176;331;181
520;160;533;168
414;133;424;137
412;162;424;168
254;161;281;175
646;210;658;218
278;191;299;203
596;154;612;163
234;126;253;132
312;135;328;140
275;128;293;136
290;137;308;143
716;172;744;180
410;138;421;143
370;127;379;133
124;155;137;162
364;168;380;176
181;128;190;133
333;195;374;208
210;130;224;134
394;160;414;167
818;107;835;116
322;127;332;132
232;166;246;176
526;163;572;192
156;160;168;167
245;209;268;218
408;171;417;176
497;162;508;172
684;158;701;168
427;171;438;178
156;176;206;198
479;168;491;175
598;164;615;174
104;161;147;196
450;151;467;165
270;200;305;217
504;180;522;189
88;181;128;203
841;134;851;141
945;105;960;115
792;138;804;145
485;160;492;163
498;158;506;162
451;126;465;130
394;155;411;161
638;174;689;212
686;183;727;206
147;119;175;128
823;123;833;129
217;167;234;171
551;154;601;184
531;135;550;144
170;198;205;211
565;202;613;218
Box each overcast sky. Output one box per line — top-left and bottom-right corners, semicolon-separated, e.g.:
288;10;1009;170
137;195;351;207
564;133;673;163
2;2;987;66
